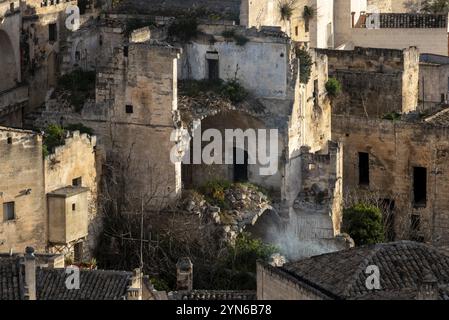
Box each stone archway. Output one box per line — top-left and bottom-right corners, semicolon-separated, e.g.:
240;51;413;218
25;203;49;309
0;30;17;92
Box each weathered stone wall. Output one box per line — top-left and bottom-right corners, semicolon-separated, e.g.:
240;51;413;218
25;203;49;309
0;127;47;253
318;47;419;117
180;24;290;99
256;262;327;300
332;115;449;245
419;58;449;111
45;131;99;259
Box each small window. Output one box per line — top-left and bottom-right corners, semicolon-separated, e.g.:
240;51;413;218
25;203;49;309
125;105;133;114
413;167;427;207
7;137;12;144
295;26;299;36
124;46;129;57
72;177;82;187
99;35;103;46
3;202;15;221
358;152;370;186
313;79;319;105
72;203;76;211
49;23;57;42
10;3;14;12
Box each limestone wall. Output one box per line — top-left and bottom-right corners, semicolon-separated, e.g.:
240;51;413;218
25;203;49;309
319;47;419;117
256;262;328;300
0;127;47;253
332;115;449;245
420;61;449;110
44;131;99;258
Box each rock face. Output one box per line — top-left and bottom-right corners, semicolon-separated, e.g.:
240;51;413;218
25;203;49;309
178;184;273;242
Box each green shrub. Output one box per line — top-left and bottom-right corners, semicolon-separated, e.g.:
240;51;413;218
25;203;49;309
199;180;232;209
168;18;198;41
342;203;385;246
296;48;313;84
43;124;66;156
58;69;96;112
234;34;249;46
325;77;342;97
220;79;248;103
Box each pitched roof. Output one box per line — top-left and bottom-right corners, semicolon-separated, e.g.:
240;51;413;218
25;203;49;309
0;256;133;300
36;268;132;300
279;241;449;300
0;257;24;300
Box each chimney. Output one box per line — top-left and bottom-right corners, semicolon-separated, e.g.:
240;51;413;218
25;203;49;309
176;257;193;291
416;270;439;300
24;247;36;300
127;268;143;300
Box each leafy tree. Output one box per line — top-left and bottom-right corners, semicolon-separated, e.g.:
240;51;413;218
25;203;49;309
342;204;385;246
422;0;449;13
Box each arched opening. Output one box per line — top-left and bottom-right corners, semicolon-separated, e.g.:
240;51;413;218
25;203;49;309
0;30;18;92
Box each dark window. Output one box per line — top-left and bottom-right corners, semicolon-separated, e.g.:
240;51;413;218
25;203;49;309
7;137;12;144
125;105;133;114
3;202;15;221
358;152;370;185
99;35;103;46
295;26;299;36
72;177;82;187
10;3;14;12
74;242;83;263
441;94;445;103
49;23;57;42
72;203;76;211
413;167;427;207
124;46;129;57
207;59;219;81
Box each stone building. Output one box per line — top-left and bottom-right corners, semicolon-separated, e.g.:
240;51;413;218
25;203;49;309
0;126;99;261
419;54;449;111
318;46;420;118
257;241;449;300
332;115;449;245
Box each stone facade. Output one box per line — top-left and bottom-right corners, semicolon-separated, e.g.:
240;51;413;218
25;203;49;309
318;46;420;118
419;54;449;111
0;127;99;260
332;115;449;245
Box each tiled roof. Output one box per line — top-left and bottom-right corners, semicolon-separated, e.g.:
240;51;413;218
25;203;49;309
37;268;132;300
279;241;449;300
0;256;132;300
169;290;256;300
424;107;449;126
0;257;24;300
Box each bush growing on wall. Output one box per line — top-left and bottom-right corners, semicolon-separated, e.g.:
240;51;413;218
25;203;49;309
325;77;342;97
168;17;199;42
296;48;313;84
342;203;385;246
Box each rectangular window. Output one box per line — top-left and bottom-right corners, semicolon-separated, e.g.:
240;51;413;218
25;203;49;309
358;152;370;185
72;203;76;211
413;167;427;207
125;105;133;114
295;26;299;36
72;177;82;187
3;202;15;221
124;46;129;57
49;23;57;42
7;137;12;144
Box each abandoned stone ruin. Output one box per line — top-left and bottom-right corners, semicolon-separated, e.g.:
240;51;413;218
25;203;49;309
2;0;449;301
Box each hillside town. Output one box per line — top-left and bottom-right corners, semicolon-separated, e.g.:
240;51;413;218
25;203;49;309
1;0;449;301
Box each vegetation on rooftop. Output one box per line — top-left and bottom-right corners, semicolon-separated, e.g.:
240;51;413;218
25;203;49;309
168;17;199;42
42;123;94;157
180;79;248;104
279;0;297;21
222;30;249;46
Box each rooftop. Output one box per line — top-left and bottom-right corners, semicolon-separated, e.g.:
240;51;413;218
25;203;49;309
273;241;449;300
47;186;90;198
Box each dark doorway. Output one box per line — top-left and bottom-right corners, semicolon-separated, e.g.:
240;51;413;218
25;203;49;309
358;152;370;186
207;58;219;81
233;148;248;182
413;167;427;208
